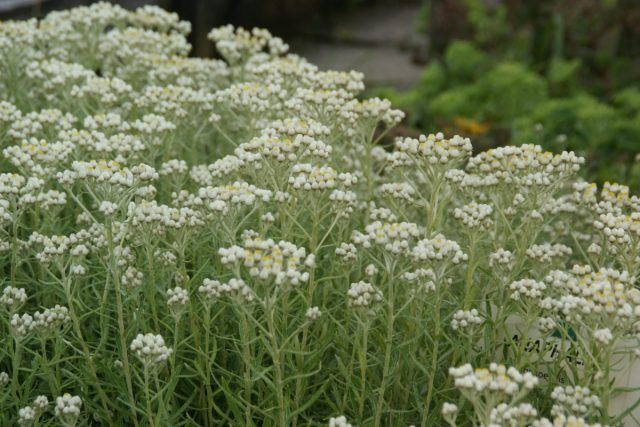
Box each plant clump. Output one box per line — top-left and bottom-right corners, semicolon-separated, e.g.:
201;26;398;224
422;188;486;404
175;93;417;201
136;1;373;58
0;3;639;426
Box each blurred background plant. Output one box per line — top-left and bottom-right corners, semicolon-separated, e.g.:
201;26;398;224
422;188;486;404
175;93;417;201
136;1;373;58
380;0;640;186
2;0;640;186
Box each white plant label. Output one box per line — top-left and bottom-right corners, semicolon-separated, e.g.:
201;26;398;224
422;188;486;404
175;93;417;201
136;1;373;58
500;314;640;423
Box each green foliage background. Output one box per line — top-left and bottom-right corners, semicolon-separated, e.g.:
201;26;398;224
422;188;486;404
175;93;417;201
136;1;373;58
375;0;640;187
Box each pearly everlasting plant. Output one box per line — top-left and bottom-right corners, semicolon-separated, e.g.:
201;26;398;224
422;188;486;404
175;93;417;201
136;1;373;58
0;3;639;426
54;393;82;427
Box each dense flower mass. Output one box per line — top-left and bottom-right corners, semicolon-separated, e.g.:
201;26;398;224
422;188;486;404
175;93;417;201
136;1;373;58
0;3;639;426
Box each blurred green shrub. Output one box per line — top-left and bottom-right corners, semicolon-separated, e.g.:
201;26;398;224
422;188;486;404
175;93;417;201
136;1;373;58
393;41;640;186
478;62;548;122
420;0;640;93
458;0;509;45
443;41;487;82
410;42;548;127
403;0;640;186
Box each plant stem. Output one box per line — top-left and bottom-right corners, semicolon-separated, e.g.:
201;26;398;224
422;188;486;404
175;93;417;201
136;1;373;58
106;218;139;426
143;365;156;427
421;289;442;426
267;302;287;426
62;275;112;418
241;311;253;426
358;319;370;419
374;269;395;427
10;339;23;401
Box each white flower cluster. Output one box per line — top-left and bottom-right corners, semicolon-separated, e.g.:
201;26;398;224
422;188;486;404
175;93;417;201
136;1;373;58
0;173;48;210
329;189;358;217
411;234;468;264
130;333;173;366
449;363;538;396
364;263;378;277
453;202;493;229
339;97;404;130
288;164;337;191
489;402;538;427
195;181;272;208
600;181;629;207
127;200;203;233
10;313;35;337
542;267;640;326
335;242;358;262
213;82;283;115
18;406;37;426
33;395;49;411
445;145;584;190
467;145;584;183
378;182;415;202
26;228;99;264
25;59;94;97
7;109;75;141
305;306;322;321
551;385;601;418
592;328;613;345
0;100;22;124
446;364;569;427
0;199;12;225
18;396;48;426
0;173;27;195
271;117;331;138
98;201;118;216
198;278;254;303
347;281;383;308
193;155;245;184
328;415;352;427
3;138;74;176
489;248;514;270
238;122;332;163
402;268;437;293
136;84;214;118
526;243;572;263
451;309;483;331
121;266;144;289
532;414;605;427
33;305;70;335
352;221;421;254
593;211;640;248
219;233;312;287
0;372;8;387
159;159;188;177
56;160;135;187
442;402;458;419
509;279;547;301
391;133;472;167
70;76;133;105
0;286;27;310
54;393;82;426
537;316;557;332
208;25;288;65
167;286;189;312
